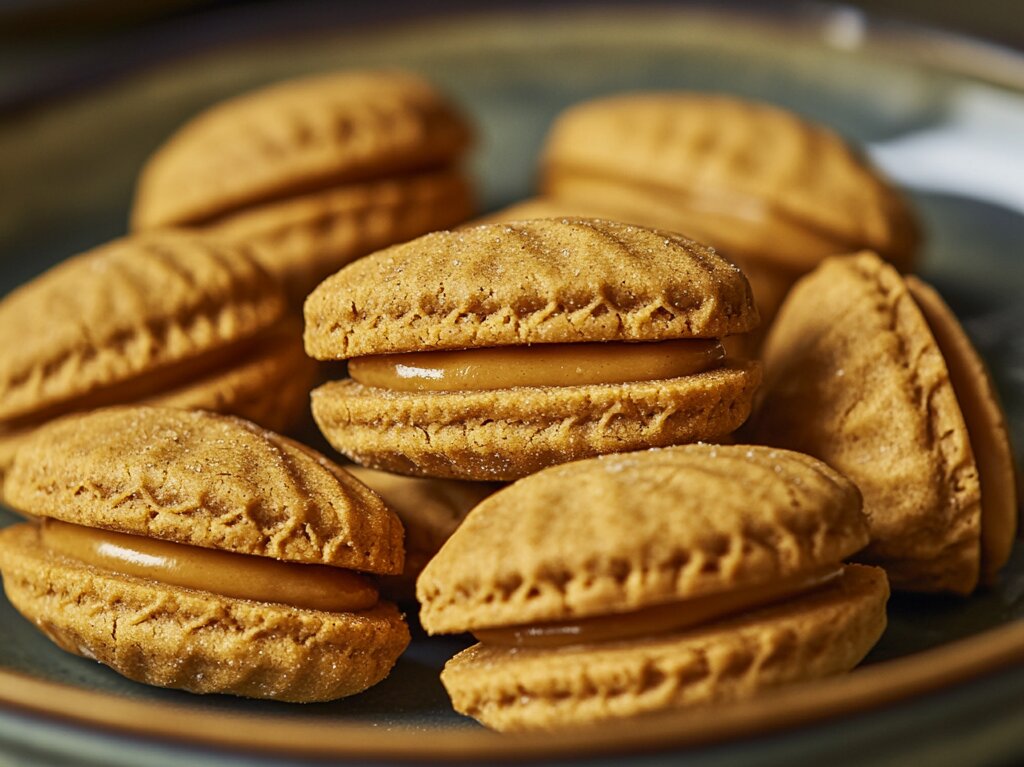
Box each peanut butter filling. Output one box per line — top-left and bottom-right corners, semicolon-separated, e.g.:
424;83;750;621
906;278;1019;582
39;519;378;612
473;565;844;648
348;339;726;392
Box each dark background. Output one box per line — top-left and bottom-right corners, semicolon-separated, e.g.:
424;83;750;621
1;1;1022;115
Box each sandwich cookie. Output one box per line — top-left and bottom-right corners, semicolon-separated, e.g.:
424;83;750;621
538;93;919;335
131;70;475;301
750;252;1018;594
0;407;409;701
417;444;888;731
304;218;762;480
345;466;499;601
0;232;316;482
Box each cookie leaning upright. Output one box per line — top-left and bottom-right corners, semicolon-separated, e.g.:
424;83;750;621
0;407;408;702
418;445;888;731
131;70;476;301
0;232;317;479
750;252;1018;594
305;218;762;480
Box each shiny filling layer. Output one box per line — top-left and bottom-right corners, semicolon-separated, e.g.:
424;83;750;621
348;339;726;392
473;565;844;648
40;519;378;612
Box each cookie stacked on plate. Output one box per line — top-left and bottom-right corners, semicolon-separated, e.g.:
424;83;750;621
0;69;1017;734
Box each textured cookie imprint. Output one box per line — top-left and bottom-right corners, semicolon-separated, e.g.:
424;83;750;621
4;407;403;573
0;232;285;425
0;525;409;702
418;444;867;633
312;363;761;481
440;565;888;731
304;218;759;359
475;199;799;328
132;70;473;229
207;170;475;300
541;94;918;269
752;253;980;594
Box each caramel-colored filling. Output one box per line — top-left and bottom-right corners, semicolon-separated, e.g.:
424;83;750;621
906;278;1019;583
40;519;378;612
473;565;843;648
348;339;726;392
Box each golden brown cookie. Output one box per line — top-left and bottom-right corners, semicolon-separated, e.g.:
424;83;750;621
750;252;1018;594
540;93;919;273
0;407;409;701
305;218;762;480
0;232;317;482
417;444;887;731
475;198;799;354
131;70;476;302
345;466;499;601
209;170;475;301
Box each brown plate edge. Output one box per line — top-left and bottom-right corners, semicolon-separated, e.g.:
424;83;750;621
0;616;1022;761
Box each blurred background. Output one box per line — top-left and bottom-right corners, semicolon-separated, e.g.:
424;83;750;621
2;1;1022;113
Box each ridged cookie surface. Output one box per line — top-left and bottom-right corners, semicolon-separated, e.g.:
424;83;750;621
0;232;285;425
440;565;887;731
4;407;403;574
541;94;918;270
751;253;981;593
313;364;761;481
207;170;475;301
418;443;866;633
304;218;759;359
132;70;472;228
0;524;409;702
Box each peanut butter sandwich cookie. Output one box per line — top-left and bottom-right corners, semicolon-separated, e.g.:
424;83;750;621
538;93;920;334
417;444;888;731
132;70;475;301
305;218;762;480
0;232;316;481
750;252;1018;594
346;466;499;601
0;407;409;701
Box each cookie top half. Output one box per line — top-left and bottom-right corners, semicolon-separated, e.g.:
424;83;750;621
304;218;759;359
0;232;285;426
132;70;473;229
417;444;867;633
4;407;404;574
541;93;918;270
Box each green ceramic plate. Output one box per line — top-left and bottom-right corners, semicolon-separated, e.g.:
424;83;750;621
1;5;1023;765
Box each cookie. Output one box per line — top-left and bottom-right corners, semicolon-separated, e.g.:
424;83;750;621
474;198;797;354
131;70;476;301
0;407;409;701
305;218;762;480
749;252;1018;594
540;93;919;273
417;444;887;731
0;232;317;480
208;170;474;301
345;466;499;601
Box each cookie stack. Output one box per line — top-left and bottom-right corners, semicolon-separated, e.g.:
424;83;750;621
0;69;1017;736
132;70;476;303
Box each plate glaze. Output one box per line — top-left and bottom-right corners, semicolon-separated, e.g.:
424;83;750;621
1;4;1023;765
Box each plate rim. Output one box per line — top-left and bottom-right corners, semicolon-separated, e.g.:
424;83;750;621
2;1;1024;760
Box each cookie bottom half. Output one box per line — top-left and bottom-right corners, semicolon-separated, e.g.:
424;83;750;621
440;564;888;732
311;361;761;480
207;168;475;303
0;525;410;702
